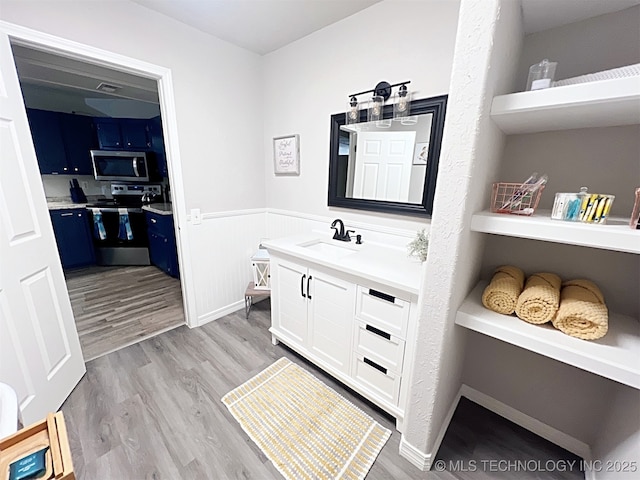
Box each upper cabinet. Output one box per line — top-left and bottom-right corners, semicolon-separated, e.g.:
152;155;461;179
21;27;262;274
95;117;151;150
26;108;96;175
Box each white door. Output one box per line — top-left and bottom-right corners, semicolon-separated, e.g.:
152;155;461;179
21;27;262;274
308;269;355;375
0;33;85;425
353;131;416;202
270;256;308;345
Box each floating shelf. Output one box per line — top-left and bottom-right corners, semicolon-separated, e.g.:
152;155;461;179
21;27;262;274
471;210;640;254
456;283;640;389
491;76;640;134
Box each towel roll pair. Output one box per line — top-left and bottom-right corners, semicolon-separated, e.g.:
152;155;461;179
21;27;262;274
482;266;608;340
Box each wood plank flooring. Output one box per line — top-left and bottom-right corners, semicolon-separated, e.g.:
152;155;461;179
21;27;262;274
61;299;584;479
65;266;184;361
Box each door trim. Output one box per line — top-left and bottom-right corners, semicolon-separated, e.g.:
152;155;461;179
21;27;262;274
0;20;196;327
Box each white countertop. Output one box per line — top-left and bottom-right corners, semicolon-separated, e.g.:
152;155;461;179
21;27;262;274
142;203;173;215
263;233;422;295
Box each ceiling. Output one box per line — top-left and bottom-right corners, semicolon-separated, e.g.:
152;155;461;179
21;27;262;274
11;0;640;107
131;0;381;55
521;0;640;34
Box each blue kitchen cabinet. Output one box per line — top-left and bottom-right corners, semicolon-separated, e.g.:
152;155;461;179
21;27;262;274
145;211;179;278
121;119;151;149
148;116;167;177
94;118;124;149
59;113;96;175
26;108;68;174
50;209;96;269
95;117;150;150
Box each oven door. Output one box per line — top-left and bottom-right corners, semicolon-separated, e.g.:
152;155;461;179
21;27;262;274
90;150;149;182
87;207;150;265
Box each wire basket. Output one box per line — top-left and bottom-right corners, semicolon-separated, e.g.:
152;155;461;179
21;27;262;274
491;182;545;215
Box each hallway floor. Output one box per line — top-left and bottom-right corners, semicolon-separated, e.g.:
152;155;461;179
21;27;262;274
65;265;184;361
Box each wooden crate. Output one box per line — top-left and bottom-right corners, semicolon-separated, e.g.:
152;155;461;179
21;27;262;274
0;411;74;480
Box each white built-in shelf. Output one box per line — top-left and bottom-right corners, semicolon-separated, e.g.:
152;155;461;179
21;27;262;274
471;210;640;254
491;76;640;134
456;282;640;389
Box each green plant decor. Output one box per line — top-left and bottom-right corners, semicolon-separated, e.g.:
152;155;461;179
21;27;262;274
407;228;429;262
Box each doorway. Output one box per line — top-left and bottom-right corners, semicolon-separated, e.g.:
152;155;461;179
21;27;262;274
6;30;192;361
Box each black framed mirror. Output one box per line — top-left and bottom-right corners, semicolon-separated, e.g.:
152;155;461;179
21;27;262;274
328;94;447;217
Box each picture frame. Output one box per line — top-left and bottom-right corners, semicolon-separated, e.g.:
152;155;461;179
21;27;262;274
413;141;429;165
273;134;300;175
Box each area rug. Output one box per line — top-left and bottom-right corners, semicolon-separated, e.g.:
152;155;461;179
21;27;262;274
222;357;391;480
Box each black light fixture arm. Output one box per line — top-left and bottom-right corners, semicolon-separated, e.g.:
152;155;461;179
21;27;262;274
348;80;411;101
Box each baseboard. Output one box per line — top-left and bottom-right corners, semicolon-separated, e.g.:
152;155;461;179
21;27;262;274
428;385;464;461
196;299;244;327
399;436;432;471
460;385;592;461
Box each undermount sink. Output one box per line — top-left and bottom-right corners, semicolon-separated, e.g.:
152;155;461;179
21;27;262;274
299;239;357;260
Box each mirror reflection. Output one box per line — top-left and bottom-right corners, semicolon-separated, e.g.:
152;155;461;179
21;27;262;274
328;94;447;217
337;113;433;204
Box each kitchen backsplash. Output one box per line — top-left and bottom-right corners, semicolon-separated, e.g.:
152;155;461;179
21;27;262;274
42;174;111;200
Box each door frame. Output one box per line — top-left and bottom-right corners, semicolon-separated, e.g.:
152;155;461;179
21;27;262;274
0;20;196;328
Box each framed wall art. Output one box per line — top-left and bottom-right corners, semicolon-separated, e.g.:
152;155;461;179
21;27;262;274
273;134;300;175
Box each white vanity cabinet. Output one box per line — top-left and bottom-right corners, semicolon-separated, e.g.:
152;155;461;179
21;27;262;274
266;238;421;430
270;255;355;375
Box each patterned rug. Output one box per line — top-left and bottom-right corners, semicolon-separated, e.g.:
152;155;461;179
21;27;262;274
222;357;391;480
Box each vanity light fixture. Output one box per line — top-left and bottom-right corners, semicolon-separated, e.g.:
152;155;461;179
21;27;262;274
393;84;412;121
346;80;411;124
346;96;359;125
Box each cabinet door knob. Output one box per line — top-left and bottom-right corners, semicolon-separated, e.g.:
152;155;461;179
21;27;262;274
74;167;79;171
63;167;68;171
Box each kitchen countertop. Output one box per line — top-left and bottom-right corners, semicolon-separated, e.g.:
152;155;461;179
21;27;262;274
263;233;422;295
141;203;173;215
47;201;89;210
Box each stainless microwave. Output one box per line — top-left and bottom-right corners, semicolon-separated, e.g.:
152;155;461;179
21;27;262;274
90;150;150;182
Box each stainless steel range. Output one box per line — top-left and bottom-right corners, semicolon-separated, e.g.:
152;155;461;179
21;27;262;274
86;183;162;266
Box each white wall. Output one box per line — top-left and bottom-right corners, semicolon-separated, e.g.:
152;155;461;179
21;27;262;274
517;5;640;91
261;0;460;235
0;0;266;324
401;0;522;464
0;0;265;214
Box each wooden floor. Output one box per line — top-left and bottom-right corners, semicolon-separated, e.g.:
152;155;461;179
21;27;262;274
61;299;584;479
65;266;184;361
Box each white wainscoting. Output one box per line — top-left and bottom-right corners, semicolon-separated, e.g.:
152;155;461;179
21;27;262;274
187;209;267;326
186;208;427;327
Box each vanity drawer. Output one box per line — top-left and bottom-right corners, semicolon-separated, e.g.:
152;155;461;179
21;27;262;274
352;355;401;406
355;321;405;374
356;286;410;338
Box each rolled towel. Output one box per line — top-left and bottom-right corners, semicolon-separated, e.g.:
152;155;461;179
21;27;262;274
515;273;562;324
482;265;525;315
552;279;608;340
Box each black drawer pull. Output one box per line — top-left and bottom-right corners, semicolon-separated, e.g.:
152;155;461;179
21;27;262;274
369;289;395;303
301;274;306;298
365;324;391;340
363;357;387;375
307;275;312;300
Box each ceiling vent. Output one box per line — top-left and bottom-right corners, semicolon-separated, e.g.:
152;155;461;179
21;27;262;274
96;82;122;93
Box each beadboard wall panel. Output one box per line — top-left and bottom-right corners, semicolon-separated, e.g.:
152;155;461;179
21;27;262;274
188;211;267;326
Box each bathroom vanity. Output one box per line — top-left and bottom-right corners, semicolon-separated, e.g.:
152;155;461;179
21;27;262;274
263;233;422;431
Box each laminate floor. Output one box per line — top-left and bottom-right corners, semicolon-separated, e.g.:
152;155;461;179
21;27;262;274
61;299;584;479
65;266;184;361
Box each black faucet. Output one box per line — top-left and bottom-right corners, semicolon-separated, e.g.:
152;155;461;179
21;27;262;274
331;219;355;242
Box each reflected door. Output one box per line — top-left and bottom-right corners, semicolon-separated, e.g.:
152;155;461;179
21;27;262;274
0;32;85;424
352;130;416;202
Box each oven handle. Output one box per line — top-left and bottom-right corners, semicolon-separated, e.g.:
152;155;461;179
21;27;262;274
86;207;143;213
133;158;140;177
